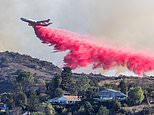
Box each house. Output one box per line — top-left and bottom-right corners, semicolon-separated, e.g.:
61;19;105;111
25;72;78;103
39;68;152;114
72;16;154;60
48;95;81;104
98;89;127;100
0;103;7;112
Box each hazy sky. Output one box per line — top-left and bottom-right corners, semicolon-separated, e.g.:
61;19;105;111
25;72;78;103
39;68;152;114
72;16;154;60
1;0;154;74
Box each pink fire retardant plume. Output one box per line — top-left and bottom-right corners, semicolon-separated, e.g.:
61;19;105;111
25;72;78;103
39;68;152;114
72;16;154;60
33;26;154;76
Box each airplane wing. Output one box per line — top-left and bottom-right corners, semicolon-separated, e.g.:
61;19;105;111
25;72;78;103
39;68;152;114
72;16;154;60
20;18;36;23
37;19;50;23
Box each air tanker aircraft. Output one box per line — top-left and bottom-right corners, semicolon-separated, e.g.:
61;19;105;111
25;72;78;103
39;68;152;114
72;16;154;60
20;17;52;26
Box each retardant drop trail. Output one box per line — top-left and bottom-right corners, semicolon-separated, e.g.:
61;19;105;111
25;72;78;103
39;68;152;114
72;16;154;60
33;26;154;76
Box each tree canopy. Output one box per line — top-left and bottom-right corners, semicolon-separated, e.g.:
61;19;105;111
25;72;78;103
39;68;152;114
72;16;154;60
118;80;127;94
128;87;144;105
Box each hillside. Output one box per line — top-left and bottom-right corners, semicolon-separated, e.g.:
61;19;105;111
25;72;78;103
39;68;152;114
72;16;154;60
0;51;153;114
0;51;61;81
0;51;153;93
0;51;61;93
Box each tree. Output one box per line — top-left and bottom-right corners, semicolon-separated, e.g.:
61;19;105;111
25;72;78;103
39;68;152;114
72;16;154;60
53;74;62;88
89;80;99;87
44;103;55;115
15;71;34;92
97;106;109;115
46;74;63;97
54;88;64;97
76;76;90;94
46;80;55;97
1;93;14;109
85;87;99;98
27;91;39;112
74;75;92;98
15;92;27;109
118;80;127;94
84;79;99;98
84;101;94;115
60;67;75;94
128;82;137;90
15;71;34;85
128;87;144;105
77;105;85;114
61;67;72;79
39;93;50;102
60;67;72;90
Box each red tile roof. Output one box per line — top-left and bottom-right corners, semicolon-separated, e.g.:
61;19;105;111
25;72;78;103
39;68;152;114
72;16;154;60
64;96;81;101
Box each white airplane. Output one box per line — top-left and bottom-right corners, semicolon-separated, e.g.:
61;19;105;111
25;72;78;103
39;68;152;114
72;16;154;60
20;17;52;26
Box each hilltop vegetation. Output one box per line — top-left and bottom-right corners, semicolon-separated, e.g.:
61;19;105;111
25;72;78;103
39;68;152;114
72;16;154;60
0;51;153;114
